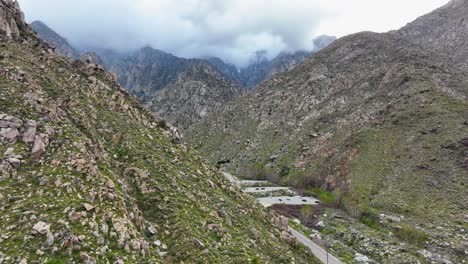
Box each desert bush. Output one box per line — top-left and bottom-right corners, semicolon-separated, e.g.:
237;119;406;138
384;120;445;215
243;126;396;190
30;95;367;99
282;170;309;188
239;163;279;182
307;187;336;205
359;210;381;230
394;223;429;246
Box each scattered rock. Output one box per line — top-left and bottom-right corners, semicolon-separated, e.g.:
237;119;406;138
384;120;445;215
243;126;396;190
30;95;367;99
6;157;20;168
22;120;37;144
355;253;370;263
194;239;205;248
83;203;95;212
0;127;20;143
31;134;47;160
32;221;50;235
3;148;13;156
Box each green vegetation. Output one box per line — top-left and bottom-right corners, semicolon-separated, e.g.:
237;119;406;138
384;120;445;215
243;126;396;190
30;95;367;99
394;224;429;246
0;39;318;263
305;187;336;205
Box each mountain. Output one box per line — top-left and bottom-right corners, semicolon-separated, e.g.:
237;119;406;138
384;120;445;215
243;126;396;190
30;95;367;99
187;3;468;263
208;35;337;89
0;1;316;263
146;60;245;130
395;0;468;71
30;20;80;60
102;47;245;130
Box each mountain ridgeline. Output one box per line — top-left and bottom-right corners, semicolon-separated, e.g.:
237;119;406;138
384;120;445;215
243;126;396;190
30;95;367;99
0;1;317;262
187;1;468;262
30;21;80;60
208;35;336;90
29;21;336;130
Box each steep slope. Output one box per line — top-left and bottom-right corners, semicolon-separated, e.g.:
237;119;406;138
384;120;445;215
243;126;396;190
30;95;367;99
105;47;245;130
30;20;80;60
0;2;316;263
147;61;245;130
396;0;468;71
187;29;468;237
208;35;336;90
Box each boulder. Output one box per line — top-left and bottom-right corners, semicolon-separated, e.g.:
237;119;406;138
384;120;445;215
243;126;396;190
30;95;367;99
0;127;20;143
83;203;94;212
32;221;50;235
22;120;37;144
31;134;47;160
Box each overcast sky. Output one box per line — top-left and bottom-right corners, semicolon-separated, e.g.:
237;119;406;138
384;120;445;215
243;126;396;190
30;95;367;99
20;0;449;66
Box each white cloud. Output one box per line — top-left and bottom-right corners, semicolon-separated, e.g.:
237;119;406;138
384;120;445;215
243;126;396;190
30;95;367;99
19;0;449;66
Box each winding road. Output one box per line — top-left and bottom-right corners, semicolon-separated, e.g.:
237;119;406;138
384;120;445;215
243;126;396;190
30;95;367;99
221;171;343;264
289;227;343;264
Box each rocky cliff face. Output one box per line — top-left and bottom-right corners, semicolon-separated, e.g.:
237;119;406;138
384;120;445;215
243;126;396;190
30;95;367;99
30;20;80;60
0;1;316;262
0;0;29;39
103;47;245;130
187;6;468;263
208;35;336;90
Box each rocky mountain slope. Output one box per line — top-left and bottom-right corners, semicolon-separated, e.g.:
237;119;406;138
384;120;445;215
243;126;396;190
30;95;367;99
103;47;245;130
0;1;316;263
208;35;336;90
187;3;468;262
395;0;468;71
30;20;80;60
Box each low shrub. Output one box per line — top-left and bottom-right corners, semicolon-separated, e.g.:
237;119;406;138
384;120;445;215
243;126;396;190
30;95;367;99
359;210;381;230
308;187;336;204
394;223;429;246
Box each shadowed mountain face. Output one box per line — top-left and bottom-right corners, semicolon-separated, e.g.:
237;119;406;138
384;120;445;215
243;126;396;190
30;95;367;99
0;1;317;262
102;47;245;130
30;20;80;59
187;5;468;262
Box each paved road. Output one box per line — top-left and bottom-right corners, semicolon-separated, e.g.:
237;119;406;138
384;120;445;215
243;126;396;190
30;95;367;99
257;196;320;207
289;227;343;264
243;186;290;193
240;180;270;186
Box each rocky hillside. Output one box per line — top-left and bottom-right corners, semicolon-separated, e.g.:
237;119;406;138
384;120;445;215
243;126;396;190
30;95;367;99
103;47;245;130
208;35;336;90
147;61;245;130
0;1;316;263
187;5;468;262
30;20;80;60
396;0;468;71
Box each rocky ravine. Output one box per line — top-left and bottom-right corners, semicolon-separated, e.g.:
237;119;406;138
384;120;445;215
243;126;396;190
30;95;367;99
187;2;468;263
0;1;318;263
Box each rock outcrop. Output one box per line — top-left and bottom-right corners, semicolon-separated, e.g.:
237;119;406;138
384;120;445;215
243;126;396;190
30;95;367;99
0;0;29;39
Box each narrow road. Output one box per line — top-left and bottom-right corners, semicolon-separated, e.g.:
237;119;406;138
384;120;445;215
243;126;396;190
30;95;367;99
221;171;343;264
289;227;343;264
